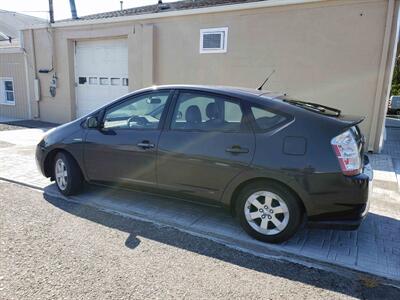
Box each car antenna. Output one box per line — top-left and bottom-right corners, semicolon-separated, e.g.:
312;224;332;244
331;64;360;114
257;70;275;91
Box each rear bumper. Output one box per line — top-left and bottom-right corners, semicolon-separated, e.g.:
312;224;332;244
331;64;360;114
307;156;373;230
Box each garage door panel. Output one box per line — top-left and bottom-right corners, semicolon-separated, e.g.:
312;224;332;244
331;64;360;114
75;39;128;118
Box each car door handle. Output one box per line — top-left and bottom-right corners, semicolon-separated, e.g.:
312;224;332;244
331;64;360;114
225;145;249;154
137;141;155;149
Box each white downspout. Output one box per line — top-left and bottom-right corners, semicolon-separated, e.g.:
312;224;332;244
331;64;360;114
21;31;32;119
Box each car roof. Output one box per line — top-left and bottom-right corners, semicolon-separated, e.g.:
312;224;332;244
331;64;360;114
84;84;351;128
141;85;354;125
140;84;285;101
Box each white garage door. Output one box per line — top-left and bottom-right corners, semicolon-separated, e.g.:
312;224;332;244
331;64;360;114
75;39;128;118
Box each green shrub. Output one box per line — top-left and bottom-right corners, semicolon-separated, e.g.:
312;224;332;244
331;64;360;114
391;43;400;96
391;84;400;96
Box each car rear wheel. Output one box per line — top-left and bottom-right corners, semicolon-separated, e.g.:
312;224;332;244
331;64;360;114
54;152;83;196
236;181;303;243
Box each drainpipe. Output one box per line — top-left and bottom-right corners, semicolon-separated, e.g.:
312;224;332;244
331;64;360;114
29;29;40;119
48;0;54;23
69;0;78;19
21;31;32;119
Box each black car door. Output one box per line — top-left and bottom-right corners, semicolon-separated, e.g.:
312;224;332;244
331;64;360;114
83;90;173;186
157;90;256;202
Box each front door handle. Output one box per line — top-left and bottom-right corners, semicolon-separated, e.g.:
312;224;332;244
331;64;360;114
225;145;249;154
137;141;155;149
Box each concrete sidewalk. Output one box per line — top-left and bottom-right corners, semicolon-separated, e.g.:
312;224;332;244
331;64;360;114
367;117;400;192
383;117;400;190
0;118;59;129
0;125;399;284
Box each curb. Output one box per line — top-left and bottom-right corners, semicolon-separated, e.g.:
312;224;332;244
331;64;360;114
0;177;46;191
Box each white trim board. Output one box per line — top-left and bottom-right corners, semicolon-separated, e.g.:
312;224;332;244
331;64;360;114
0;47;23;54
200;27;228;54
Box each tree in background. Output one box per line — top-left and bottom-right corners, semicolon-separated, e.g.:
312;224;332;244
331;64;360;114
391;42;400;95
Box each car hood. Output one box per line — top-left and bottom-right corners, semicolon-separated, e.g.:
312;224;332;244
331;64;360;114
41;119;83;147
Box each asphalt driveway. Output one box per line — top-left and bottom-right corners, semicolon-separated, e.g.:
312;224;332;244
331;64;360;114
1;181;399;299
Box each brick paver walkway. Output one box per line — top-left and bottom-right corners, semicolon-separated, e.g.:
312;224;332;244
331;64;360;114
0;124;399;283
383;118;400;187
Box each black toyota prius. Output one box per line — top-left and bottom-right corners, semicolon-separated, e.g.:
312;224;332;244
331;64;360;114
36;85;373;243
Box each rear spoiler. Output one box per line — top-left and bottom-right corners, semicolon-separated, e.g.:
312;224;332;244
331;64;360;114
335;115;365;128
282;99;341;117
280;97;365;128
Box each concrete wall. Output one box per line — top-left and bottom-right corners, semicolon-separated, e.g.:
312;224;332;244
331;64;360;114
24;0;399;151
0;49;30;119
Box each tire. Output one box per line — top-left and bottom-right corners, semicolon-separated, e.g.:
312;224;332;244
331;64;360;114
53;152;83;196
396;109;400;116
235;181;303;243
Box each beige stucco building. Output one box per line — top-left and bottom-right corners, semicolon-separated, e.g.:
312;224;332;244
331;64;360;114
0;10;45;120
0;48;30;119
5;0;400;151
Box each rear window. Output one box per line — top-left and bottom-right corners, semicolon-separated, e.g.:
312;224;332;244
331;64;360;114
250;106;286;131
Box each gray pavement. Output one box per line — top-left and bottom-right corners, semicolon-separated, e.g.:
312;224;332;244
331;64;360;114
1;181;400;299
0;122;399;285
0;118;59;130
383;117;400;186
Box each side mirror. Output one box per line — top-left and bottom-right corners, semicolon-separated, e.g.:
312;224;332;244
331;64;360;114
86;116;99;128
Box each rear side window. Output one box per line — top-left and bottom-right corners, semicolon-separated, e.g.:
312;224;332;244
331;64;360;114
250;106;286;131
171;91;244;132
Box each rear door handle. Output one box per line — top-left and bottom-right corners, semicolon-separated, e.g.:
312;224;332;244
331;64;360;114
225;145;249;154
137;141;155;149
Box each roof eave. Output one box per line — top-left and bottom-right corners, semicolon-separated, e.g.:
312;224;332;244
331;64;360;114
22;0;326;30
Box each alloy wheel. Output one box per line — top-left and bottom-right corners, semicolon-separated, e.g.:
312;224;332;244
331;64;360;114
55;158;68;191
244;191;290;235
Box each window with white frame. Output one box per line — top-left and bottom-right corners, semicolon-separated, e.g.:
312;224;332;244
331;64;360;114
0;78;15;105
200;27;228;54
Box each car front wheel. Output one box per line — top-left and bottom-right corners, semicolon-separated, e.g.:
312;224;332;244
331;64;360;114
236;181;303;243
54;152;83;196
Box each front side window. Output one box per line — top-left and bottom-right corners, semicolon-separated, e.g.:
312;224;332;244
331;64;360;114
171;92;244;132
103;91;170;129
250;106;286;131
200;27;228;54
0;78;15;105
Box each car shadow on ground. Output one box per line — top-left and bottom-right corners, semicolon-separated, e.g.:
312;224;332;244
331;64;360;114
42;190;400;299
0;119;59;129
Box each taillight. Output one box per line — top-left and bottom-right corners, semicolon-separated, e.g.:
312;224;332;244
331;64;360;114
331;129;361;176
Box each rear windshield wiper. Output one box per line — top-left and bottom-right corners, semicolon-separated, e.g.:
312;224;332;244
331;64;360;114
283;99;341;117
